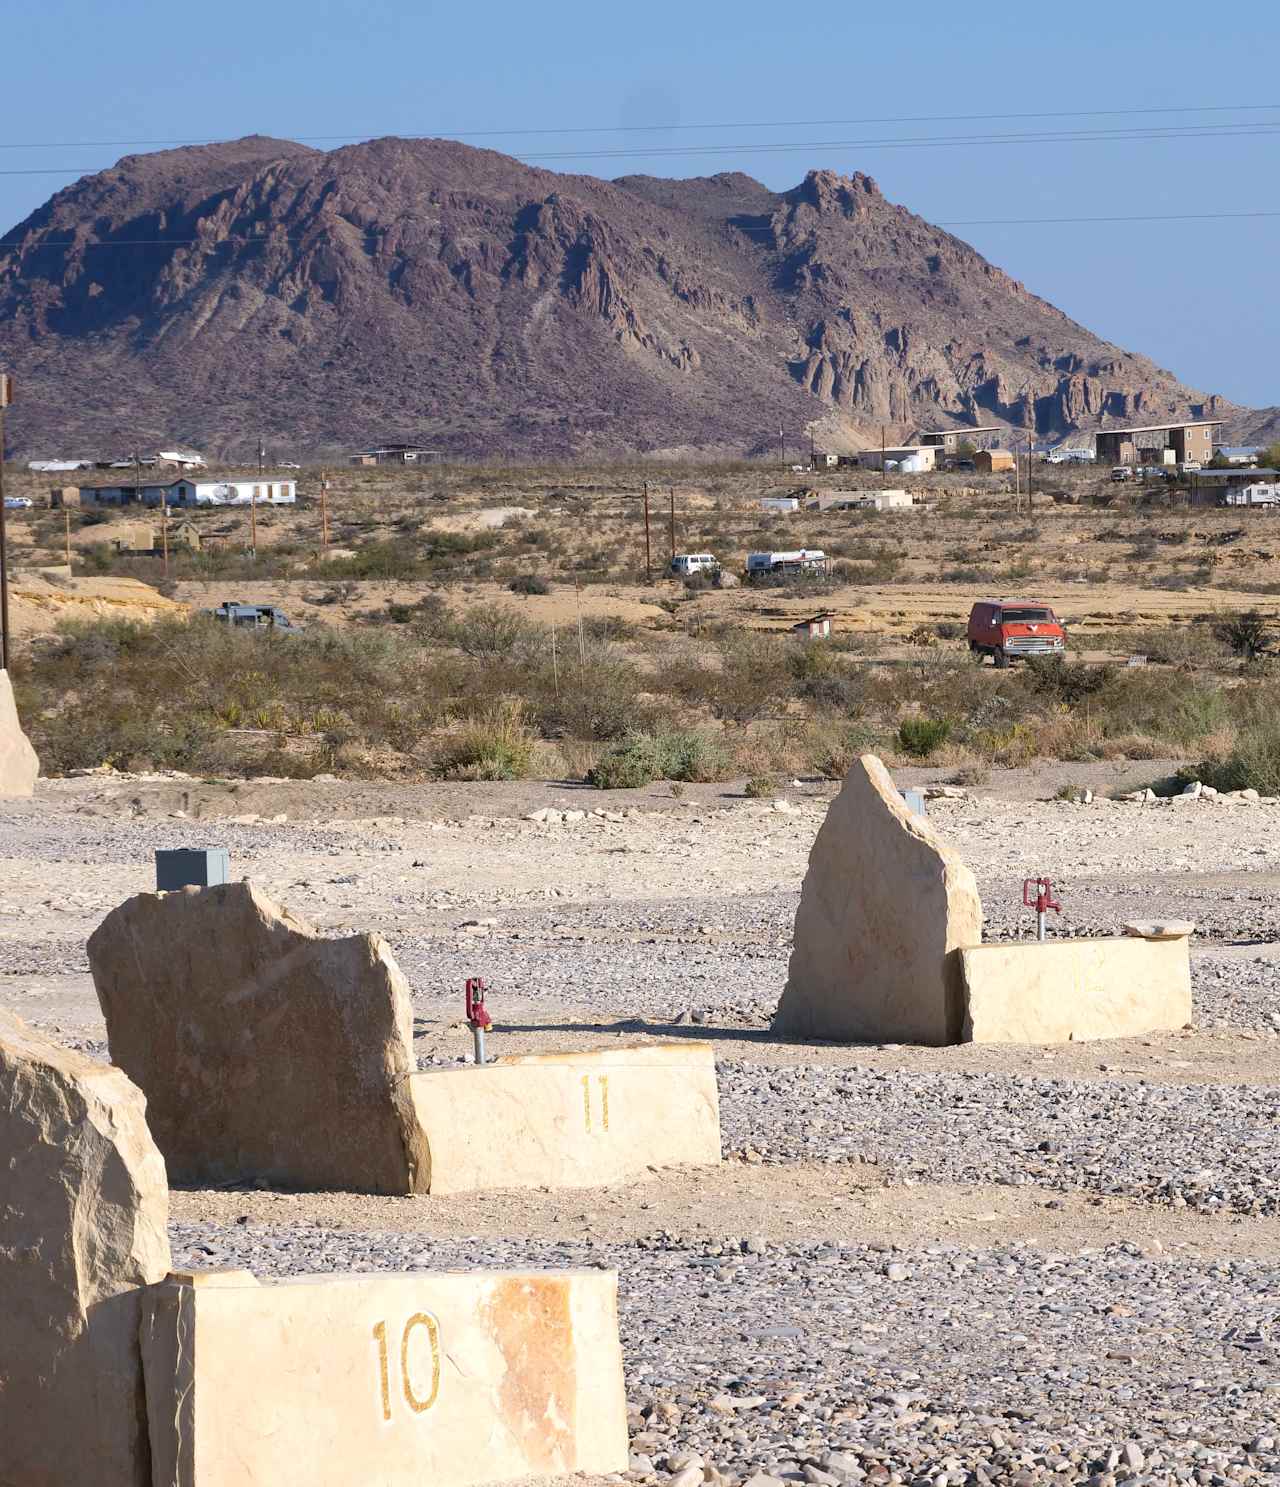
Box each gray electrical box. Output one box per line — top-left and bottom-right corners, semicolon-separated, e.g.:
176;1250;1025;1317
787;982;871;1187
155;849;230;892
899;789;926;818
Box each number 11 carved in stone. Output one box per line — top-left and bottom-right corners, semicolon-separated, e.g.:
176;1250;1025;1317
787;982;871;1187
373;1313;441;1422
581;1074;610;1132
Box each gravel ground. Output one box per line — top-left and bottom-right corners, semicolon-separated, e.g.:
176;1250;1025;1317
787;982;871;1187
717;1063;1280;1215
168;1223;1280;1487
7;774;1280;1487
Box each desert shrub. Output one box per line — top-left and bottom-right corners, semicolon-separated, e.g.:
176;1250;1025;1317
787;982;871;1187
744;774;778;798
452;607;545;660
1021;656;1115;704
432;704;536;781
896;716;952;758
586;729;729;789
508;573;550;596
1190;723;1280;795
1216;610;1272;659
528;657;652;740
803;718;879;778
934;621;963;641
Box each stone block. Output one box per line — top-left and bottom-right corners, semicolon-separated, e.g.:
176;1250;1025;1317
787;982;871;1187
774;754;983;1045
88;881;430;1194
409;1042;721;1194
0;1011;171;1487
960;937;1193;1043
140;1267;629;1487
0;667;39;799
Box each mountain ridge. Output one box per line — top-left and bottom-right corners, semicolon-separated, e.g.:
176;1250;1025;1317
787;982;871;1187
0;135;1250;459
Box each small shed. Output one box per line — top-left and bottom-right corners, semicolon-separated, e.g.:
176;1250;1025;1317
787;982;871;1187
49;486;81;509
792;612;835;639
974;450;1016;473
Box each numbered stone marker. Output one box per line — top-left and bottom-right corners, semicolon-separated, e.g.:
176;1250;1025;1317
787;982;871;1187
409;1041;722;1194
0;1010;171;1487
141;1268;629;1487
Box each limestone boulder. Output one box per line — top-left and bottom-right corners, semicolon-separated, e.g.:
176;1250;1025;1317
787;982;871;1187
0;668;38;798
409;1042;721;1194
141;1267;630;1487
774;754;983;1045
961;937;1193;1043
0;1011;171;1487
87;880;430;1194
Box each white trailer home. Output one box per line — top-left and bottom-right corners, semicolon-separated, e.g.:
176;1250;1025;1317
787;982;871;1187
80;478;297;508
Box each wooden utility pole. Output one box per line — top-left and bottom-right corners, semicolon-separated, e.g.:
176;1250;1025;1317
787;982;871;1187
64;509;71;570
160;496;170;578
250;482;258;559
642;480;652;582
0;374;12;672
668;486;676;563
1025;436;1034;510
1014;441;1022;513
880;425;886;486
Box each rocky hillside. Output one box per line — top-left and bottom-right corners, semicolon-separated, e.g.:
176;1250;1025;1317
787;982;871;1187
0;135;1239;459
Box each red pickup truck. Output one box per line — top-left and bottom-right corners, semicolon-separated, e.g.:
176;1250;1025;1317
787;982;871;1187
967;598;1066;667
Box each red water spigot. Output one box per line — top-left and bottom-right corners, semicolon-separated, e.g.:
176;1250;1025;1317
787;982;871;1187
465;977;493;1030
1022;877;1061;915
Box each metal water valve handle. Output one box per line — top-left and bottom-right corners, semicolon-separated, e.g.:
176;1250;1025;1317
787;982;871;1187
1022;877;1061;942
465;977;493;1065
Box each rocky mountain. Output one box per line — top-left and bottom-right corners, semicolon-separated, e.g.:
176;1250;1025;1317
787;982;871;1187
0;135;1242;460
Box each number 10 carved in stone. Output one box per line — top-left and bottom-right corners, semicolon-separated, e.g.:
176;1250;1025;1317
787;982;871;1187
582;1074;610;1132
372;1312;441;1421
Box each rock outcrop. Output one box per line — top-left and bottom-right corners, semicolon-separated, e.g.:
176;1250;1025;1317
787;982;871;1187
0;138;1235;459
0;668;38;798
0;1010;171;1487
87;881;430;1194
773;755;983;1045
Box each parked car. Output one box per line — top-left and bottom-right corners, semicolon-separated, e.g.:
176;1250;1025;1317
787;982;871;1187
967;598;1066;668
1179;461;1202;473
202;602;303;634
3;496;33;509
1110;466;1133;482
669;553;719;578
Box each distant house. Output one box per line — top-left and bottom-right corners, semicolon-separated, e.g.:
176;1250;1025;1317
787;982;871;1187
792;612;835;639
80;478;296;508
1095;420;1222;467
809;488;912;512
155;449;207;470
852;446;937;474
349;444;439;466
974;450;1016;473
760;496;801;513
916;426;1003;454
1218;446;1264;466
28;459;92;473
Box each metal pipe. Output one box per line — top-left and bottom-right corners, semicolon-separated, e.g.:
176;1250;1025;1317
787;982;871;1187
472;1023;487;1066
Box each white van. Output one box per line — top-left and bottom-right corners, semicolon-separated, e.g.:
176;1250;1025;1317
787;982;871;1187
670;553;718;577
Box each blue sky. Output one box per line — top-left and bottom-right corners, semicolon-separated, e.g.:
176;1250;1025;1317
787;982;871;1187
3;0;1277;407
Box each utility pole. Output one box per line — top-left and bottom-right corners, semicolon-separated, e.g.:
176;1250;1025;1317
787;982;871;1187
133;449;141;511
320;472;330;548
779;424;785;470
880;425;886;486
64;509;71;570
0;373;12;673
668;486;676;563
1026;435;1035;510
642;480;652;583
257;437;265;477
250;481;258;559
161;494;170;578
1014;439;1022;513
810;429;816;470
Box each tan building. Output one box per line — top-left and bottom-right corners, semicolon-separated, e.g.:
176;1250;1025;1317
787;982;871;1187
917;426;1003;454
974;450;1016;473
1095;420;1222;466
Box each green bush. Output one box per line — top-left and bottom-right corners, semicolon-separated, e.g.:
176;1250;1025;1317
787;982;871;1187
433;704;536;781
897;716;952;758
1216;610;1272;659
1189;723;1280;795
744;774;778;798
586;729;729;789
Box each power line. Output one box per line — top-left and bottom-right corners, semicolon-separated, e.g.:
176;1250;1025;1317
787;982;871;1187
1;101;1280;151
4;118;1279;179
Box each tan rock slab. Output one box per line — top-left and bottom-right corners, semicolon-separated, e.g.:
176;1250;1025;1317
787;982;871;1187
141;1267;629;1487
0;1010;171;1487
774;754;983;1045
961;937;1193;1043
409;1042;721;1195
1123;919;1196;941
0;667;38;798
88;880;430;1194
